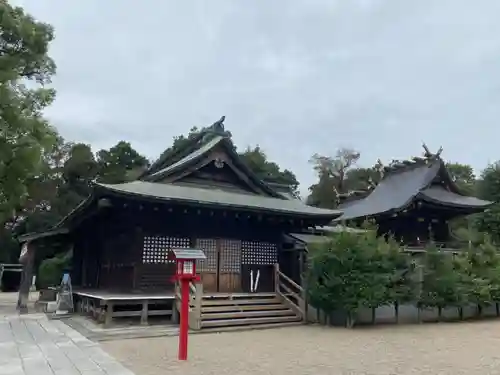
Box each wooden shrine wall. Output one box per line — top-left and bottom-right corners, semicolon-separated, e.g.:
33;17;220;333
135;235;189;291
74;201;295;293
99;229;137;291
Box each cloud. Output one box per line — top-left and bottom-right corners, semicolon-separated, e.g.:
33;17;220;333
14;0;500;194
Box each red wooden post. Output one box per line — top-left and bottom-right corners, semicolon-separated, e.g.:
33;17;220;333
178;277;190;361
170;248;206;361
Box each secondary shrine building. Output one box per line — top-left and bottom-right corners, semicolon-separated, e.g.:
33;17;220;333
335;147;493;249
24;118;341;296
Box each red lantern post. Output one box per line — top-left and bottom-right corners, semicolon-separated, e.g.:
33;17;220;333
171;248;206;361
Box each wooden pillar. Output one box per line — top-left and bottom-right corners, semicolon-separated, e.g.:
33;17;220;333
104;301;114;327
172;298;179;324
299;249;308;323
191;281;203;330
140;300;148;325
274;263;280;293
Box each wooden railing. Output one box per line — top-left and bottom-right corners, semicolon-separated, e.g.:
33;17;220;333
174;280;203;330
274;264;306;322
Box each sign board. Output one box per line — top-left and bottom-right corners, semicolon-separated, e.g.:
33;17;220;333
171;248;206;260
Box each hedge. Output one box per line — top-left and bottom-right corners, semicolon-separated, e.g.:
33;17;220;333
306;230;500;327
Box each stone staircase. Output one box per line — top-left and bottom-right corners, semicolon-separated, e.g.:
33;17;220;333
198;293;302;331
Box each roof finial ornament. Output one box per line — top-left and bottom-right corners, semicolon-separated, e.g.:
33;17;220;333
211;116;225;132
435;146;443;158
374;158;385;179
422;142;432;158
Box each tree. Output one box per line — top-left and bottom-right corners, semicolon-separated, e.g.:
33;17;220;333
445;162;476;194
306;229;391;327
358;231;394;324
306;173;338;208
383;237;417;323
310;148;360;193
239;146;299;192
477;162;500;202
464;240;499;316
419;244;461;320
96;141;149;184
475;162;500;243
0;1;58;225
307;148;376;208
162;127;201;158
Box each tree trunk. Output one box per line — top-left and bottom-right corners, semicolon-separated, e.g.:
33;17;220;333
371;307;376;325
438;306;442;321
496;303;499;317
459;306;464;320
17;243;34;314
394;302;399;324
417;306;422;323
477;304;483;317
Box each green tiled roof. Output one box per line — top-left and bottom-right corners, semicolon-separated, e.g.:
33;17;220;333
97;181;342;218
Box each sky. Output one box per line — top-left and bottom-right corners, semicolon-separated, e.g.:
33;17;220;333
14;0;500;196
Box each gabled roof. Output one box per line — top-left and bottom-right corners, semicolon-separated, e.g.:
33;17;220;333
140;116;283;198
140;119;228;179
336;154;493;221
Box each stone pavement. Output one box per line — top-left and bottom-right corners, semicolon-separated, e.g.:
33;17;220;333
0;312;136;375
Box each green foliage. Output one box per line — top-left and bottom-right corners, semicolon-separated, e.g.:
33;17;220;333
464;240;499;308
476;204;500;244
37;251;71;289
474;162;500;243
307;231;500;326
306;173;338;208
445;162;476;195
419;244;462;312
307;148;380;208
0;1;58;224
307;232;372;320
239;146;299;192
306;229;416;326
96;141;149;184
477;162;500;202
383;237;418;309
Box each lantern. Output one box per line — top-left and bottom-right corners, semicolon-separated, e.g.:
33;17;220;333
171;248;205;280
170;248;206;361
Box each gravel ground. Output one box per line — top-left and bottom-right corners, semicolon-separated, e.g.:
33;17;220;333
102;321;500;375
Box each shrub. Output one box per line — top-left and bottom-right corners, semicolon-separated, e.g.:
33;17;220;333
37;251;72;289
307;229;400;327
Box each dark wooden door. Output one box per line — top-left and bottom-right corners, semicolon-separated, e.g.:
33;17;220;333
196;238;218;293
196;238;242;293
218;239;242;293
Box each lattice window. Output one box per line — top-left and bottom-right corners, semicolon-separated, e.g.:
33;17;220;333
142;236;190;264
241;241;277;265
220;239;242;272
196;238;217;272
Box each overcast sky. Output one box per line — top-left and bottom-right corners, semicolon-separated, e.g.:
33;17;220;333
15;0;500;195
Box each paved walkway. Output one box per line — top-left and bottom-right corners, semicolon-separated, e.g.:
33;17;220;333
0;295;135;375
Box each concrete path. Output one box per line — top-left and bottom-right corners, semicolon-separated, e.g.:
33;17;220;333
0;293;135;375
